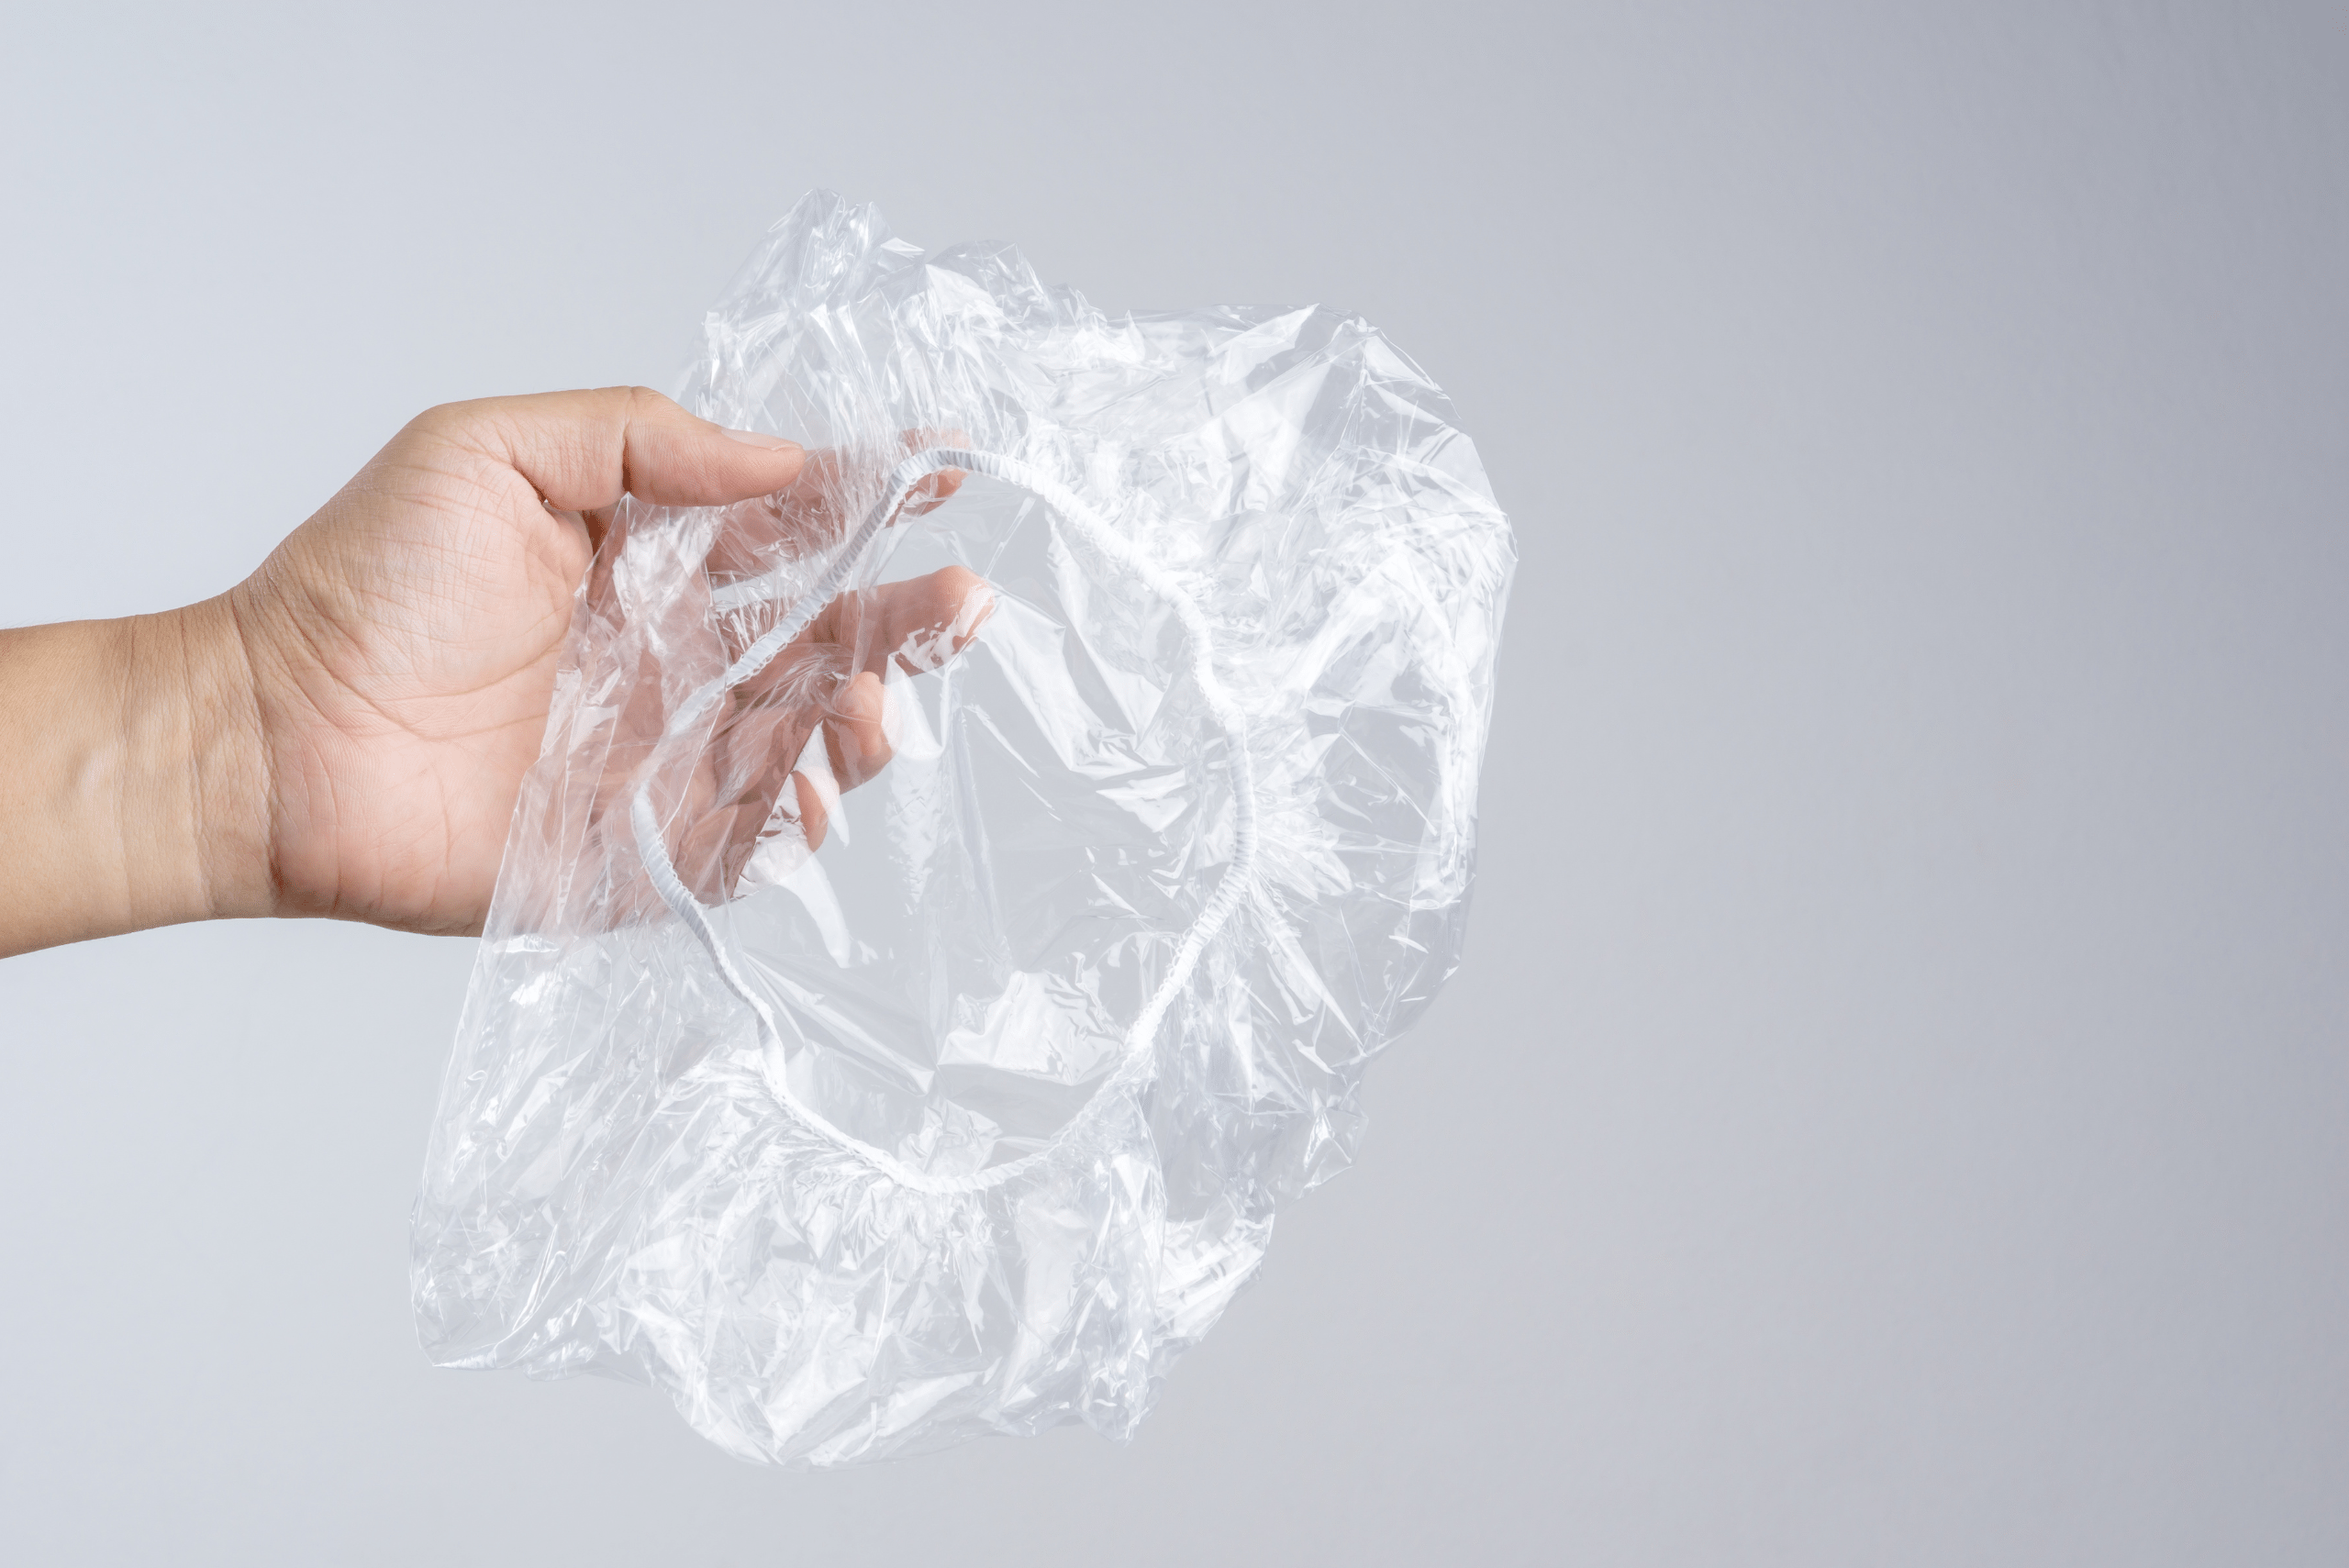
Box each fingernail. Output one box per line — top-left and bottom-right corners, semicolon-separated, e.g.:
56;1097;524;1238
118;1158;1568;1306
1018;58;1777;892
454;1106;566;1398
720;428;801;451
951;582;996;644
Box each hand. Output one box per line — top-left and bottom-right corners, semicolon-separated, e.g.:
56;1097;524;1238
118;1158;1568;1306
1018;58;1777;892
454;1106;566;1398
0;387;989;955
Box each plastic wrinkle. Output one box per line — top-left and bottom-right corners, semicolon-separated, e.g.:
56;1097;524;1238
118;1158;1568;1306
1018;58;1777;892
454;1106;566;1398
633;447;1260;1196
411;193;1517;1466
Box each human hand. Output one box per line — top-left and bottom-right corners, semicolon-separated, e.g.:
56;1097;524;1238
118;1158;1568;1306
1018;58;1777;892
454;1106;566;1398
0;387;988;954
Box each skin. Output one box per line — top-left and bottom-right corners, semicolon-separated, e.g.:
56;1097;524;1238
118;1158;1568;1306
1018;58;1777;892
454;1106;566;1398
0;386;989;957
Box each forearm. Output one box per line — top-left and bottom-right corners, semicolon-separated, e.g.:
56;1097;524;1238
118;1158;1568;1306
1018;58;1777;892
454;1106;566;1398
0;600;272;956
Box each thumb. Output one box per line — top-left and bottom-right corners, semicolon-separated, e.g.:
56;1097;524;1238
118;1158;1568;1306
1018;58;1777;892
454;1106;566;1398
422;385;805;512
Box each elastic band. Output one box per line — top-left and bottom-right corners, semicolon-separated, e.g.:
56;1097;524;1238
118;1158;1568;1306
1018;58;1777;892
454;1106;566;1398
629;447;1257;1195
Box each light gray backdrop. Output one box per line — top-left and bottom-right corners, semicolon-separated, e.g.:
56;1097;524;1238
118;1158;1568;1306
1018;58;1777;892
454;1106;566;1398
2;4;2343;1563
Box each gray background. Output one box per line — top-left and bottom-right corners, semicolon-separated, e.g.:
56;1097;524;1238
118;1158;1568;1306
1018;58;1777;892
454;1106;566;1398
2;3;2343;1563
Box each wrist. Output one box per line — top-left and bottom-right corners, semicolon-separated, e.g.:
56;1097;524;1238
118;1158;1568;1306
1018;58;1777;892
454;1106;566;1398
0;599;273;956
139;596;276;925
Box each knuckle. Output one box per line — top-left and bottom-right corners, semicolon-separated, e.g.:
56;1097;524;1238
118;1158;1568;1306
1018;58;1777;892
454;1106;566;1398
614;384;670;421
406;399;473;439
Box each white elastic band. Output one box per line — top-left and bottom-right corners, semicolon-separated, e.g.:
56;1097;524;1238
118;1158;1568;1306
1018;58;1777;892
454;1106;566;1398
630;447;1258;1196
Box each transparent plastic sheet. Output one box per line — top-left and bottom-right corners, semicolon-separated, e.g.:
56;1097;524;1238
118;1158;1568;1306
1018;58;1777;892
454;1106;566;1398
411;193;1518;1464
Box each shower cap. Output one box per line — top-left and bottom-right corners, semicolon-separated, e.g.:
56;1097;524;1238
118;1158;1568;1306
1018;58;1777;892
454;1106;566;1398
412;192;1517;1464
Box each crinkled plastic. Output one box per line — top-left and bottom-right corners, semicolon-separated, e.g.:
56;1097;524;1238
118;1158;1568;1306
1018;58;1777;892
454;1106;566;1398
411;192;1517;1464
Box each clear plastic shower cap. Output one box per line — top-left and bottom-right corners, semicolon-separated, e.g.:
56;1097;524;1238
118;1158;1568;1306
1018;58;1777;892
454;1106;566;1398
412;192;1517;1464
